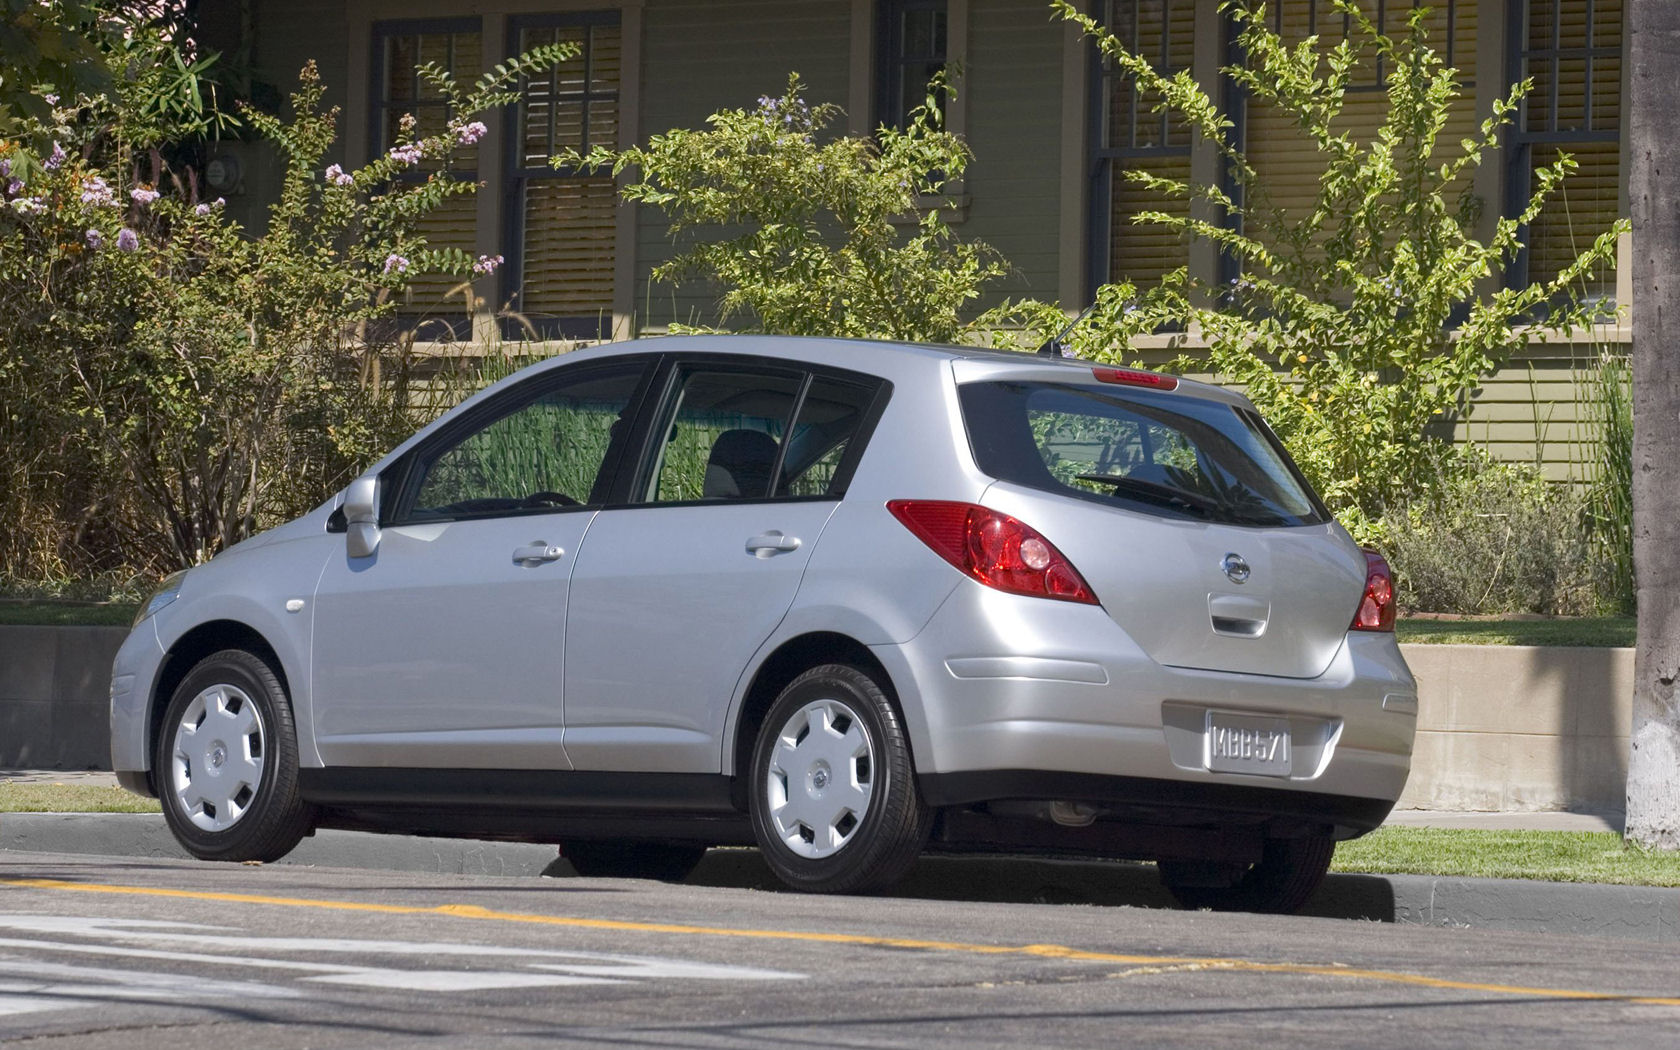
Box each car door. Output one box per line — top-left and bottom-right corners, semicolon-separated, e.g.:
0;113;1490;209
562;360;884;772
309;357;653;770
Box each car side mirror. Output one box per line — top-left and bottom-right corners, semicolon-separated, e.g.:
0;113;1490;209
343;476;381;558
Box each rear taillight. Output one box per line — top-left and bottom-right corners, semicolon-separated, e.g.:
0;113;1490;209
887;500;1099;604
1352;549;1396;632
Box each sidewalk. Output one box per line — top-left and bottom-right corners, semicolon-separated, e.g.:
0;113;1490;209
2;770;1669;942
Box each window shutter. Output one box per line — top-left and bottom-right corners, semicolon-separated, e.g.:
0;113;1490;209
519;176;617;319
402;189;480;319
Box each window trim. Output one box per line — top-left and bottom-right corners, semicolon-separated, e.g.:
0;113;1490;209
502;9;625;342
875;0;949;133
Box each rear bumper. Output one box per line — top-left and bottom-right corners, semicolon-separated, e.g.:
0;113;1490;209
873;582;1417;819
919;770;1395;838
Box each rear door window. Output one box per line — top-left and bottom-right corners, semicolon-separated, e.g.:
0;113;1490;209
960;380;1328;527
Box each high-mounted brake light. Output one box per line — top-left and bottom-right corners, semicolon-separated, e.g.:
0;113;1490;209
1093;367;1178;391
887;500;1099;604
1352;549;1396;632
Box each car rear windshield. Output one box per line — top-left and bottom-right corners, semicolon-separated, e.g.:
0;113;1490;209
959;380;1329;527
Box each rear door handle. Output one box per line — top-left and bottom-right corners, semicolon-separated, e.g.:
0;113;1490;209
745;531;801;559
512;542;565;565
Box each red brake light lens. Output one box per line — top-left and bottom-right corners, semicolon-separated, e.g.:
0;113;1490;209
1352;549;1396;632
887;500;1099;604
1092;367;1178;391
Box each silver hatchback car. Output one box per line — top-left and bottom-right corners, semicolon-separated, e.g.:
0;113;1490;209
110;335;1415;912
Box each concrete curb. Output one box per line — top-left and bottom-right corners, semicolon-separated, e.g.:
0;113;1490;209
4;813;1675;942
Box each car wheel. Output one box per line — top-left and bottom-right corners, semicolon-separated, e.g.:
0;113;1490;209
154;648;314;863
559;841;708;882
748;663;930;894
1158;834;1336;914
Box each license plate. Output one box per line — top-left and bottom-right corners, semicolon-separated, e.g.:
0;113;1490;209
1205;711;1292;777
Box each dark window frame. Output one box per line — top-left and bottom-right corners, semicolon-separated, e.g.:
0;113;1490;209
1085;0;1196;301
875;0;949;133
368;17;485;341
502;10;624;342
1501;0;1623;291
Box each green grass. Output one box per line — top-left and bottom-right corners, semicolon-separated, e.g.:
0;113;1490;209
0;783;159;813
1396;616;1635;648
1334;827;1680;886
0;600;139;626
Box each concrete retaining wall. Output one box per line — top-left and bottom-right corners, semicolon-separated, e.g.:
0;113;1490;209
0;625;128;770
0;627;1638;815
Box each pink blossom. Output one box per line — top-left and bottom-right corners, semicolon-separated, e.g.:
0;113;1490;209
472;253;503;275
117;228;139;252
194;203;212;216
324;163;354;187
383;253;410;275
388;143;425;166
85;228;103;249
79;176;115;207
456;121;488;146
130;186;160;205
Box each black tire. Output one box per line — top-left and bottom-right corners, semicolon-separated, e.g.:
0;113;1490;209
559;841;708;882
1158;834;1336;914
748;663;930;894
153;648;314;863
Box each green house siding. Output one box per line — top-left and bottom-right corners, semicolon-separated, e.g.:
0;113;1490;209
963;0;1065;304
635;0;855;329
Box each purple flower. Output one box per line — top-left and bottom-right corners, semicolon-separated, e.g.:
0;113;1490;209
79;176;115;207
388;143;424;166
212;197;225;209
0;159;10;178
383;253;409;275
194;203;212;216
117;228;139;252
324;163;354;187
472;253;503;275
44;142;65;170
5;179;21;197
43;93;59;106
130;186;160;205
456;121;488;146
85;228;103;249
10;197;44;216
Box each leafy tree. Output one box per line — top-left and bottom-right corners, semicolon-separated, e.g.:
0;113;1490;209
1046;0;1625;536
1;46;569;576
564;75;1015;343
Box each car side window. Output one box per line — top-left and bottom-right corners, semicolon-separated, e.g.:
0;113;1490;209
777;376;879;497
400;363;646;521
644;369;802;502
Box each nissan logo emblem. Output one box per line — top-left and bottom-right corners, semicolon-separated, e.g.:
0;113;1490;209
1221;552;1251;584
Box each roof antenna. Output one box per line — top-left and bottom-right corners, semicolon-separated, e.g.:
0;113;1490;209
1035;301;1099;357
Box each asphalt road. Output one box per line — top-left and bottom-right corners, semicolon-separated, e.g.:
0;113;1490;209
1;852;1677;1049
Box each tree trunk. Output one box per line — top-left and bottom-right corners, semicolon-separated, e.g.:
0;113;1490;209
1626;0;1680;849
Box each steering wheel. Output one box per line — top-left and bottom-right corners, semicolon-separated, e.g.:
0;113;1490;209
520;490;580;508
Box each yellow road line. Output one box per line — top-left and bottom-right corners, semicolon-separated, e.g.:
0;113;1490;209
3;876;1677;1006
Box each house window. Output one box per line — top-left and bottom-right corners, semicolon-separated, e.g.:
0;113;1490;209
1090;0;1195;293
876;0;948;130
508;13;622;339
1507;0;1622;295
372;20;484;330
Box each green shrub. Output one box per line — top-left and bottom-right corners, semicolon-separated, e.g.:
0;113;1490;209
1376;454;1602;616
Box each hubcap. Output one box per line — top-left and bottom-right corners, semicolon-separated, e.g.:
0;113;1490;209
169;683;266;833
764;697;875;859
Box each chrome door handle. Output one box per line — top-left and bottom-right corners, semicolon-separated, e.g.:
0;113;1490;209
745;531;801;559
512;542;564;565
